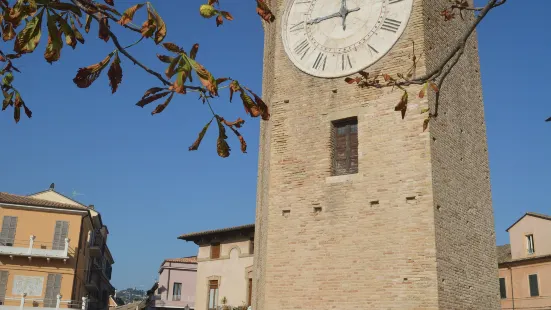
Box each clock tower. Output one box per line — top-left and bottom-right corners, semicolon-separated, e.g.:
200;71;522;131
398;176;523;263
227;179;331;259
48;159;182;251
253;0;500;308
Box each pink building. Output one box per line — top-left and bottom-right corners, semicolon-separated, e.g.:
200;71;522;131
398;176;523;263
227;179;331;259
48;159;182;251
498;212;551;310
151;257;197;310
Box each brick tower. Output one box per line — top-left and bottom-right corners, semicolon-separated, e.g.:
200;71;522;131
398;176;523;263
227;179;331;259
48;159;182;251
252;0;500;308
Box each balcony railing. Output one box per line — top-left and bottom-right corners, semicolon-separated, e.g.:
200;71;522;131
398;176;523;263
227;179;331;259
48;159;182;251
151;295;195;309
88;231;104;258
0;236;72;260
0;294;89;310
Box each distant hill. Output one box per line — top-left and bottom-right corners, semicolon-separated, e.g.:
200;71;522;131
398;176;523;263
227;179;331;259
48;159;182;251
116;288;146;304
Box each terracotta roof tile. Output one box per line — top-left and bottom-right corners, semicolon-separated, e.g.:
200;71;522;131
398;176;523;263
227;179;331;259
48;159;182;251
496;244;512;264
164;256;197;264
0;192;89;211
178;223;255;240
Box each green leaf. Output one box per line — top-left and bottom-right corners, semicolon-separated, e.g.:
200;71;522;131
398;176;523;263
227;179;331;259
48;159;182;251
70;17;85;44
14;9;43;54
57;15;76;49
164;54;181;79
189;119;213;151
2;72;14;86
2;91;13;110
44;13;63;63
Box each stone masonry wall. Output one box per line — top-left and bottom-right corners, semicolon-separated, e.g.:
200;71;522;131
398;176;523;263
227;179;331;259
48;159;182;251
253;0;499;308
423;0;500;308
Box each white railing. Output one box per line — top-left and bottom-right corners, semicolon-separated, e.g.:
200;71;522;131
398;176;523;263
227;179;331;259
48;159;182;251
0;236;71;259
0;294;88;310
151;295;195;308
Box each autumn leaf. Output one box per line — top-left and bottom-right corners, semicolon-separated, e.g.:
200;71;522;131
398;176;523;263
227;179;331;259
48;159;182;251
358;71;369;79
423;118;430;131
151;8;166;44
71;18;85;44
165;54;181;79
156;54;174;63
245;87;269;120
85;14;92;33
151;92;174;115
187;56;217;96
383;73;391;82
256;0;275;23
48;2;82;17
228;125;247;153
104;0;114;6
429;81;439;92
118;3;144;25
95;3;121;16
208;0;219;5
23;103;32;119
216;117;230;158
344;77;360;84
72;53;112;88
418;84;426;98
240;91;260;117
162;42;183;53
98;17;110;42
107;52;122;93
189;43;199;60
44;14;63;63
216;15;223;26
57;15;77;49
220;11;233;20
216;77;229;85
229;80;240;102
3;23;16;41
2;91;13;111
171;70;188;94
136;91;170;107
394;91;408;119
14;9;43;54
142;87;166;99
189;119;213;151
140;18;156;38
13;91;23;123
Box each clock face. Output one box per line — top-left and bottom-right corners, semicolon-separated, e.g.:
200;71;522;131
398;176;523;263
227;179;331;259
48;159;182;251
281;0;413;78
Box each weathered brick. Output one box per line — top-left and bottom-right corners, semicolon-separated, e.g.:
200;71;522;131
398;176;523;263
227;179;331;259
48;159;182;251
252;0;500;309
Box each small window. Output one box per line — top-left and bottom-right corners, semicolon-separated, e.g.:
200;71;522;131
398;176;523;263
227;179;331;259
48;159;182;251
527;234;535;254
172;283;182;301
208;280;219;310
331;117;358;176
211;243;221;259
499;278;506;299
249;238;254;255
529;274;539;297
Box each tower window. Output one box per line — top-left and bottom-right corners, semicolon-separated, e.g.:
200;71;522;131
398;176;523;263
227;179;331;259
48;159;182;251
526;234;535;254
211;243;221;259
529;274;539;297
331;117;358;176
499;278;506;299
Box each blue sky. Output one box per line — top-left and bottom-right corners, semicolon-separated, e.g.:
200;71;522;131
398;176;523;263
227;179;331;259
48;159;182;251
0;0;549;290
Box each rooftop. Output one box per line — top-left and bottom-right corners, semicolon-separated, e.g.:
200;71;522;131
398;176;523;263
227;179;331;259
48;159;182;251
0;192;89;211
506;212;551;232
162;256;197;264
178;223;255;243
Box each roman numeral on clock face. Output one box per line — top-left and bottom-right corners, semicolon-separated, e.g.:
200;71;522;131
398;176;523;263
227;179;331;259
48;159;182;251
312;52;327;70
289;21;304;32
341;54;352;70
294;39;310;59
388;0;404;4
381;18;401;33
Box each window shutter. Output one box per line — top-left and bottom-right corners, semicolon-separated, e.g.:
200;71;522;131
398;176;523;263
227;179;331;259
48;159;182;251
0;216;18;246
0;271;9;303
499;278;506;299
349;124;359;174
332;118;358;176
44;274;62;307
211;244;220;259
52;221;69;250
529;274;539;297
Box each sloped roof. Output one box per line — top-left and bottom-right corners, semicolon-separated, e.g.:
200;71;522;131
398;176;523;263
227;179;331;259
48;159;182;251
506;212;551;232
0;192;89;211
496;244;512;264
28;188;86;207
178;223;255;241
163;256;197;264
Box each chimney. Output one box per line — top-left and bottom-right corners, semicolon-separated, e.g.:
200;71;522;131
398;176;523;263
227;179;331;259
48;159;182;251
88;205;95;210
49;183;55;190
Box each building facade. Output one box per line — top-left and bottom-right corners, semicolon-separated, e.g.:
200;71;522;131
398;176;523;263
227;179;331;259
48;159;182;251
0;185;115;310
179;225;254;310
498;212;551;310
152;257;197;310
253;0;499;308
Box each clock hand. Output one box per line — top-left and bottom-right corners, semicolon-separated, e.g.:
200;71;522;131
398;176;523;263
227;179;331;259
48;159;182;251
306;12;341;25
342;7;359;30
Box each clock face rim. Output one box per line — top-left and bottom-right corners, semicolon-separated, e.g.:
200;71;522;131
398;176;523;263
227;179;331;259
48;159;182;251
280;0;414;79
